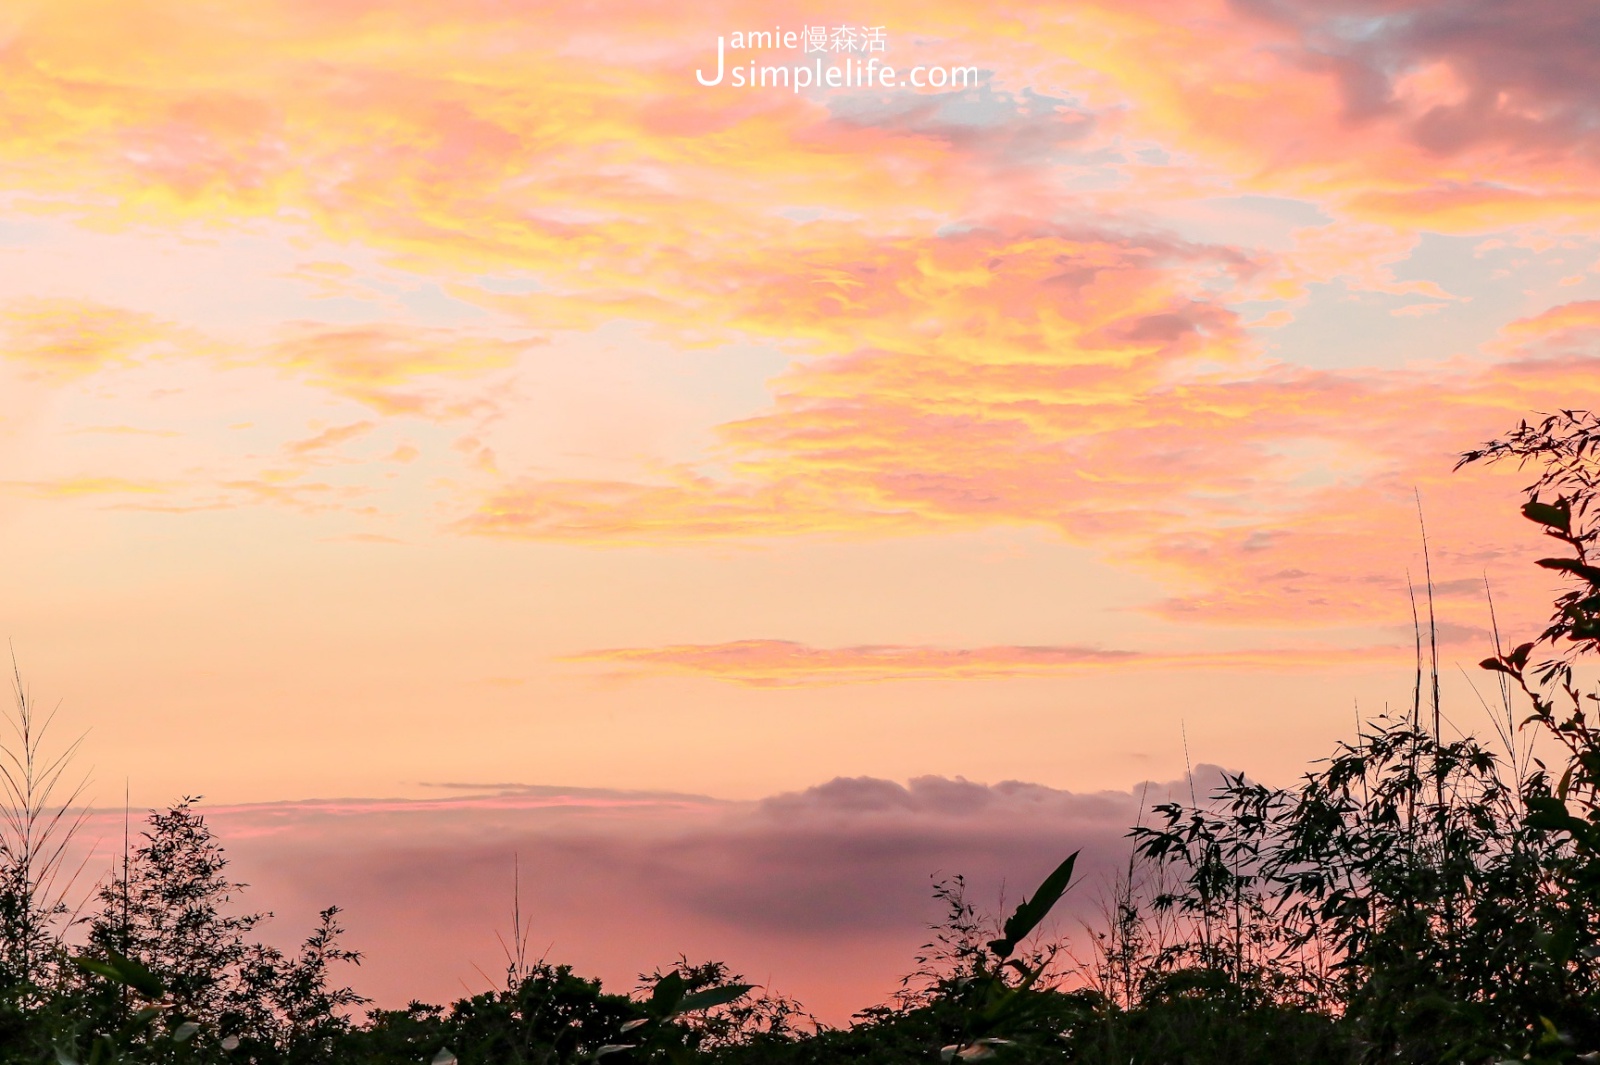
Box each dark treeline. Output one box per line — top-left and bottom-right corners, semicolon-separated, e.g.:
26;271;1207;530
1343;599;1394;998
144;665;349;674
10;411;1600;1064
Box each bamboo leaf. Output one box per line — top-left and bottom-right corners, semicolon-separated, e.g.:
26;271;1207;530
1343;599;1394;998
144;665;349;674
1522;499;1571;533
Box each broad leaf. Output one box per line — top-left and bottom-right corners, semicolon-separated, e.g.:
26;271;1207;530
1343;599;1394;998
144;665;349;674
987;851;1078;960
1535;558;1600;586
106;950;167;1000
73;951;165;1000
1522;499;1571;533
648;970;686;1016
1526;796;1588;837
676;983;752;1013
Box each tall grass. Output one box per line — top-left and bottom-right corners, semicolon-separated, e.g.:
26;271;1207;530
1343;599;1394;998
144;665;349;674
0;651;91;1002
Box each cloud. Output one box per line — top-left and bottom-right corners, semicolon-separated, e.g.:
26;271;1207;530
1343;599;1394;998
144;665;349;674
1237;0;1600;163
1391;301;1449;317
0;475;168;499
3;0;1594;312
271;323;531;416
285;420;376;456
11;2;1593;1022
0;298;192;380
457;254;1600;633
5;0;1594;578
0;296;526;426
2;1;1596;705
68;425;183;438
568;638;1408;686
0;303;538;519
72;772;1205;1024
455;221;1265;545
1495;298;1600;349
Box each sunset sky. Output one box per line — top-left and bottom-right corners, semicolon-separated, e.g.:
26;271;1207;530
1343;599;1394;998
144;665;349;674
3;0;1597;1022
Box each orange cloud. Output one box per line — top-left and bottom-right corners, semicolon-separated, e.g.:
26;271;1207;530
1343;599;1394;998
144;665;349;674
1497;298;1600;344
0;298;187;379
285;420;376;456
0;475;167;499
271;323;532;415
68;425;182;437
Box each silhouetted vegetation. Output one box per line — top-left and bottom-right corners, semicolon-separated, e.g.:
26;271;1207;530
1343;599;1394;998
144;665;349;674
7;410;1600;1062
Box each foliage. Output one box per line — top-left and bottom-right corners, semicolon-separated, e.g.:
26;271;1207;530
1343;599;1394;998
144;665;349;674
229;906;369;1061
87;797;265;1023
914;854;1081;1062
64;800;367;1062
1130;716;1590;1062
52;949;207;1065
635;958;812;1050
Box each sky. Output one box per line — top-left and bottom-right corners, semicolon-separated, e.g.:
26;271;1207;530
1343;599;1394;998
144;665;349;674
3;0;1600;1024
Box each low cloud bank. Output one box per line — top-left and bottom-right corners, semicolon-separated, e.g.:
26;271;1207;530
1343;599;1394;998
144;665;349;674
75;770;1228;1024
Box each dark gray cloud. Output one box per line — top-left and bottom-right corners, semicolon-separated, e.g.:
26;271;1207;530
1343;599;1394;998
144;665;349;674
1234;0;1600;157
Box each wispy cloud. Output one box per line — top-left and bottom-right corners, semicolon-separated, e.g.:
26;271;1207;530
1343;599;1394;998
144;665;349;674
0;475;168;499
285;421;376;457
569;638;1410;686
